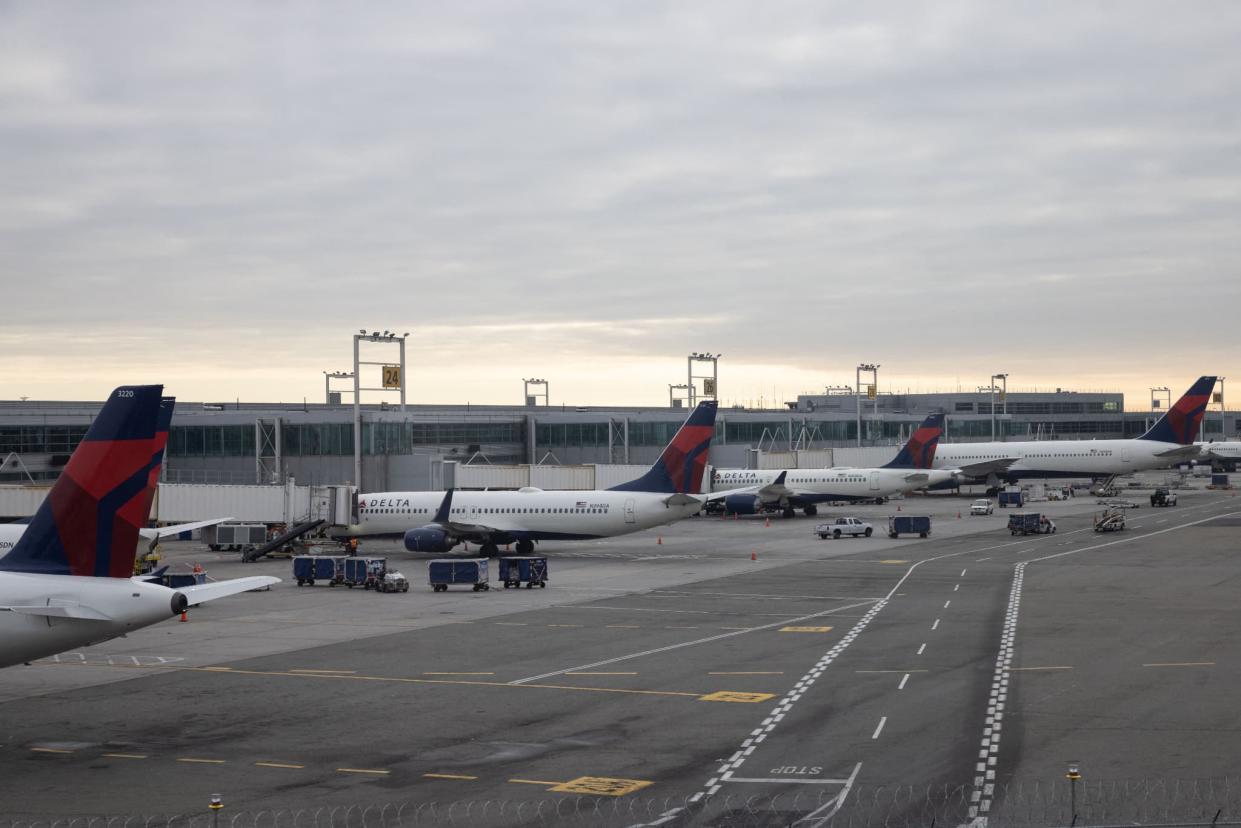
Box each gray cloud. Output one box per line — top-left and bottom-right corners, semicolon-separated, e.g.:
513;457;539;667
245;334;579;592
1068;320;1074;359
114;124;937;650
1;1;1238;403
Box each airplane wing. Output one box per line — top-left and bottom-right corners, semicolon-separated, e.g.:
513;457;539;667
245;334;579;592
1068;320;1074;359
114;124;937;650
179;576;280;605
1153;445;1202;460
952;458;1020;478
138;518;234;540
5;604;113;622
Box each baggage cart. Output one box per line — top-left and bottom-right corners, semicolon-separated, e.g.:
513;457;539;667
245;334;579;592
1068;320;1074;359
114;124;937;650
428;558;490;592
997;491;1024;509
499;556;548;589
293;555;346;587
1007;512;1056;535
888;515;931;538
343;556;387;589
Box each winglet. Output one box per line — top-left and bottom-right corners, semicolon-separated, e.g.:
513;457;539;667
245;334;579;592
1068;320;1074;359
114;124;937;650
772;470;787;486
432;489;454;524
1139;376;1217;444
883;413;945;469
0;385;167;577
609;401;719;494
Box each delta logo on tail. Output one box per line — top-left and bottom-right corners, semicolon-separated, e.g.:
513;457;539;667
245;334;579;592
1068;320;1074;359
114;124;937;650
610;401;719;494
0;386;168;578
884;413;945;470
1139;376;1217;445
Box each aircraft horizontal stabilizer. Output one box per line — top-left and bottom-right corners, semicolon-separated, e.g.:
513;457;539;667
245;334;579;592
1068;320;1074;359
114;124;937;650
901;472;930;485
180;576;280;604
5;604;113;622
1154;445;1201;459
663;493;703;507
139;518;235;540
954;458;1020;477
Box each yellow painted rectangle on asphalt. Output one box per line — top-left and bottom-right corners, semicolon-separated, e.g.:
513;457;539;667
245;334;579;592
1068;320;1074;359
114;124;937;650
550;776;654;796
698;691;777;703
424;773;478;780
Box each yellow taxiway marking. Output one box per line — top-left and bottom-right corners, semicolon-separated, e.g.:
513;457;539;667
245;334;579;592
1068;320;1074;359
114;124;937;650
290;669;356;675
1011;666;1074;672
178;758;226;764
1142;661;1215;668
423;672;496;676
255;761;305;769
708;671;784;676
551;776;654;796
337;767;390;775
30;747;74;754
780;626;833;633
566;671;638;676
509;778;563;786
698;691;777;703
879;560;910;565
424;773;478;781
202;667;233;672
103;753;148;760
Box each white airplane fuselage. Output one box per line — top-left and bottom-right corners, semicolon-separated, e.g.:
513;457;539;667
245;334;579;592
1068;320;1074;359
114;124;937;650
353;488;703;542
0;574;184;668
931;438;1189;480
711;467;958;500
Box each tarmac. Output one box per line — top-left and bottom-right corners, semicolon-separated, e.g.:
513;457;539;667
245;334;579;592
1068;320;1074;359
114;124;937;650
2;477;1239;826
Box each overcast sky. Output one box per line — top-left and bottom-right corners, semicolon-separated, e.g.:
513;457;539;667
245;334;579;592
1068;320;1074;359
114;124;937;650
1;2;1237;410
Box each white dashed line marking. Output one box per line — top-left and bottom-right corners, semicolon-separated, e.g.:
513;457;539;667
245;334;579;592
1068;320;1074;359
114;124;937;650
917;643;926;655
944;600;951;609
871;717;887;740
898;673;909;690
931;619;941;630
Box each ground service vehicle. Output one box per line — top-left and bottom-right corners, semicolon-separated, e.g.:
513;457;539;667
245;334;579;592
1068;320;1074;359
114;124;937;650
1094;509;1126;532
343;556;387;589
1150;488;1178;507
429;558;490;592
815;518;874;539
970;499;994;516
1007;512;1056;535
379;571;409;593
293;555;345;587
888;515;931;538
499;556;548;588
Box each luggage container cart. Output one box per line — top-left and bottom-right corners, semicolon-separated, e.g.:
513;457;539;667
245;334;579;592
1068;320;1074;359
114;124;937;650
887;515;932;538
343;556;387;589
293;555;346;587
428;558;490;592
499;556;548;589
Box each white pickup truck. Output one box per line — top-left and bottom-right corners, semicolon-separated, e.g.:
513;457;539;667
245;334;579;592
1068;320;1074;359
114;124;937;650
815;517;874;539
969;498;994;516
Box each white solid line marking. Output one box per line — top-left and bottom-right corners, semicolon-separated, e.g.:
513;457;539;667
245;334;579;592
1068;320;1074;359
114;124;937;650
917;643;926;655
898;673;909;690
931;619;940;630
872;717;887;739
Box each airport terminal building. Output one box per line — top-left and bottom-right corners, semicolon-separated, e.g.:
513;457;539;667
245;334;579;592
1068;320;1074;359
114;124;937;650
1;389;1235;491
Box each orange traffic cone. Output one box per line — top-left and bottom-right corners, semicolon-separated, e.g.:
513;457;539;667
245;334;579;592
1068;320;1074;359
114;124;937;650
657;535;663;545
751;551;757;561
897;504;902;511
179;611;187;623
957;511;962;519
764;517;770;528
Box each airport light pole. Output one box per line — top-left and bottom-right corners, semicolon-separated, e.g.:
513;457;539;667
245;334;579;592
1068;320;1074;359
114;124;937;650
688;352;720;407
856;364;879;446
1066;762;1081;822
352;330;410;492
523;378;549;407
990;373;1008;441
323;370;353;405
668;383;691;408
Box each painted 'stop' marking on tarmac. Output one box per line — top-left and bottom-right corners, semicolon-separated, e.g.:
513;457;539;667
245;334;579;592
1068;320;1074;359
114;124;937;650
507;599;878;686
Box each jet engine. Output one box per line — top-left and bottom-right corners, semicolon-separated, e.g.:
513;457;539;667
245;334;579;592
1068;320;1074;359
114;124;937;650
403;526;456;553
723;494;762;515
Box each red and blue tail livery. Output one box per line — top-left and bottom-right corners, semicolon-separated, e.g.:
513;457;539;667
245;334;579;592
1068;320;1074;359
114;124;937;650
883;412;945;470
610;401;719;494
0;385;170;578
1138;376;1217;445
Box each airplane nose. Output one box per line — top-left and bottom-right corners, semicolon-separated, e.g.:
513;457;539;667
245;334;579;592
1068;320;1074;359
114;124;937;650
170;592;188;616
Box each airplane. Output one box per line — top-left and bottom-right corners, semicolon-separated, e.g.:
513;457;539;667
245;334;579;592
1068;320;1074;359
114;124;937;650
706;413;959;518
0;384;278;669
926;376;1218;487
1194;440;1241;472
348;400;718;555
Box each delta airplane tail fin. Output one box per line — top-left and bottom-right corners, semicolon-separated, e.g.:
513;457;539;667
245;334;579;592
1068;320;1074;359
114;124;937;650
609;401;718;494
0;385;168;577
1138;376;1217;445
883;413;945;469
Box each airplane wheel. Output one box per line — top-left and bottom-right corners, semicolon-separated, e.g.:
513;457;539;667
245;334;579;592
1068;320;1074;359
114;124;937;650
516;540;534;555
803;505;817;517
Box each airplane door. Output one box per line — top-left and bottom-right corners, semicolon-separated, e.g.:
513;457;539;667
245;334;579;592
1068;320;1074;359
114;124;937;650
1121;447;1131;464
869;472;880;491
624;498;636;524
467;502;479;522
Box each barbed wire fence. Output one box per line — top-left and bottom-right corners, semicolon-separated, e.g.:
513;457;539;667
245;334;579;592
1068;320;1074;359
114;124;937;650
4;778;1241;828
